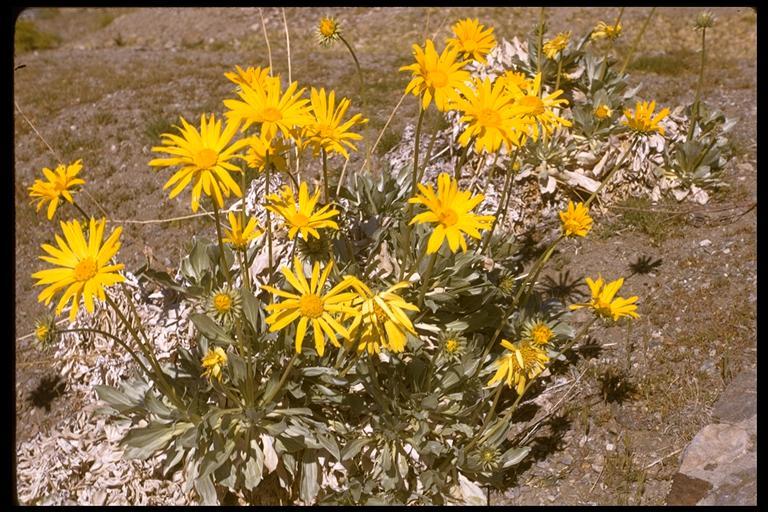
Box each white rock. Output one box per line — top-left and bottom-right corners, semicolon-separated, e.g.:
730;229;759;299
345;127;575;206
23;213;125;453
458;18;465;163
699;239;712;247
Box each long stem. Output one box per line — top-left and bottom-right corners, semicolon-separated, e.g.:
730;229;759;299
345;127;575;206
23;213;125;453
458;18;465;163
481;156;517;254
536;7;546;75
104;294;184;410
691;26;707;139
360;92;407;173
619;7;656;75
59;327;152;377
554;55;563;91
261;351;299;405
453;135;476;183
339;34;364;97
70;200;90;222
417;251;438;307
211;200;233;287
322;147;330;203
410;107;426;199
240;171;252;292
265;162;274;284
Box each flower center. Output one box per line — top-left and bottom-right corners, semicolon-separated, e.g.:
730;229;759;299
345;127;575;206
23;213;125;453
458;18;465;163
437;208;459;227
532;325;553;345
291;212;310;227
518;95;546;116
35;324;49;340
481;449;496;462
462;39;478;52
193;148;219;169
53;179;69;192
320;19;337;37
445;338;459;353
213;293;232;313
427;69;449;88
477;107;502;128
261;107;283;122
372;303;389;323
73;258;98;282
317;124;336;139
299;294;324;318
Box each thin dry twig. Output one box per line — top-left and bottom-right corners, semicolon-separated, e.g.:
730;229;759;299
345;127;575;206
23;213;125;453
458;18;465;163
281;8;292;84
259;8;273;73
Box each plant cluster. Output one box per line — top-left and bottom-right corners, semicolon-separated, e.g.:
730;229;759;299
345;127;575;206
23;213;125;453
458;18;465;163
24;10;731;505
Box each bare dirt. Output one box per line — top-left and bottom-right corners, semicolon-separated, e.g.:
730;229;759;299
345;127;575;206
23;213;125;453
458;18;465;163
14;7;756;505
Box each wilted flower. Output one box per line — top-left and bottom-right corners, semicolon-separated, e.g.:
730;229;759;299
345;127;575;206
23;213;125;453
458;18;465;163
591;21;622;41
487;339;550;394
695;11;716;30
201;346;228;381
594;104;613;119
317;16;341;46
543;31;570;59
34;316;56;347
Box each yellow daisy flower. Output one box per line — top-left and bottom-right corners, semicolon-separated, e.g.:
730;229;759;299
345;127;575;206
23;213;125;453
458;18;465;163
543;31;571;59
570;276;640;321
223;211;262;250
28;160;86;220
522;320;555;346
224;65;279;91
317;16;341;46
244;133;289;173
487;339;549;395
399;39;470;112
446;18;496;64
622;100;670;136
591;21;622;41
149;114;248;212
408;173;495;254
223;79;312;141
303;87;368;159
346;279;420;355
261;258;358;356
34;315;56;347
201;346;228;381
559;200;593;237
31;217;125;322
594;104;613;119
508;72;572;140
265;182;340;240
453;77;528;154
497;70;532;94
205;285;243;326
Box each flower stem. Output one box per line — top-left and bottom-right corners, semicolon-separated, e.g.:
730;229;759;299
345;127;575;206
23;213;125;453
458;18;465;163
417;250;438;307
211;200;234;287
59;327;151;377
322;147;330;203
453;135;476;183
339;34;364;98
261;351;299;405
104;294;184;410
70;200;91;222
619;7;656;75
536;7;546;75
410;107;426;199
554;55;563;91
691;26;708;140
481;151;519;254
265;162;274;285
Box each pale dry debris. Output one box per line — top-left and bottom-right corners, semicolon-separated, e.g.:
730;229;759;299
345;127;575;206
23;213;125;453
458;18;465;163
16;272;194;505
